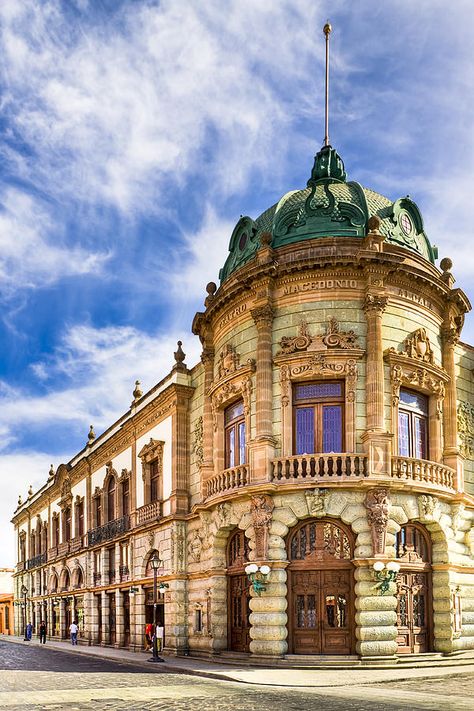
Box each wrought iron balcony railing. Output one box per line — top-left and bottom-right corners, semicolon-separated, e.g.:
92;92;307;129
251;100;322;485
119;565;129;581
87;515;130;546
26;552;47;570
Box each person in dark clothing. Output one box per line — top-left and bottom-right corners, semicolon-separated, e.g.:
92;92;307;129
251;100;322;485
39;620;47;644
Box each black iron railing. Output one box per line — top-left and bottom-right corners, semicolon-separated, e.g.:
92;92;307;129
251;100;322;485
26;552;47;569
87;515;130;546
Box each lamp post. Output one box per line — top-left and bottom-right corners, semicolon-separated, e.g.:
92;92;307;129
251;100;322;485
372;561;401;594
148;552;165;663
20;585;28;640
244;564;271;595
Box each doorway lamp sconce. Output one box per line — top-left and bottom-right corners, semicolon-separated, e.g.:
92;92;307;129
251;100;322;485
372;561;401;594
129;586;139;596
158;582;169;594
244;563;271;595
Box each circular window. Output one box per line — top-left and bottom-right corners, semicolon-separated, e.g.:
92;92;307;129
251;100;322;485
239;233;248;250
400;212;413;236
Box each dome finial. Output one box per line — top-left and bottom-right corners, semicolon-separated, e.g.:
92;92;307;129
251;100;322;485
323;21;332;148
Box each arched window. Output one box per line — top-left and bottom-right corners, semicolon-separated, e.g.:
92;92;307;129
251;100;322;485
49;573;58;593
107;477;116;522
288;519;353;562
224;401;246;468
60;569;70;592
396;523;431;564
73;567;84;589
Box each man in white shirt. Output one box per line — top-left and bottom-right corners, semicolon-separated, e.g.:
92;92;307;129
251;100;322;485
69;620;79;645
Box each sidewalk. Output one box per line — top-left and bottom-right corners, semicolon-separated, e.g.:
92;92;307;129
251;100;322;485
3;635;474;688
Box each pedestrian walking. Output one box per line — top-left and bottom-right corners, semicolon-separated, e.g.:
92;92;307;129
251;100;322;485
39;620;47;644
69;620;79;645
145;622;153;651
25;622;32;641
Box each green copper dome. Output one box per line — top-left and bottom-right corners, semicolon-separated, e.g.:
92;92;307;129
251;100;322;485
219;146;437;283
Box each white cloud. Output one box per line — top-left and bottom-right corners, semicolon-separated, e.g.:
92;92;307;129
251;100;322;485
0;187;108;296
0;0;321;214
0;451;65;567
0;322;201;449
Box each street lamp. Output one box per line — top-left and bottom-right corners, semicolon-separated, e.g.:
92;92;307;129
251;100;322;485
148;552;165;663
20;585;28;640
372;561;401;594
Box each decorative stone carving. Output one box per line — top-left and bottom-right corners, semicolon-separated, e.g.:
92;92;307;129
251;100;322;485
278;317;358;355
451;503;465;535
217;344;241;378
389;363;446;415
365;488;390;556
251;494;274;559
147;531;155;549
363;294;388;314
138;438;164;480
199;511;212;549
192;416;204;467
189;531;203;563
251;304;274;328
171;521;186;573
465;527;474;557
305;489;328;517
210;375;253;431
417;494;440;520
216;502;231;527
403;328;434;364
457;401;474;458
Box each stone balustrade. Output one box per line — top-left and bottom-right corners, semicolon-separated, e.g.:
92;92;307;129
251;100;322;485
271;453;368;482
206;464;249;498
136;501;162;526
390;456;455;491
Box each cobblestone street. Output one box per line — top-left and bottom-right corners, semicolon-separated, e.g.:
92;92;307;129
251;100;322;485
1;640;474;711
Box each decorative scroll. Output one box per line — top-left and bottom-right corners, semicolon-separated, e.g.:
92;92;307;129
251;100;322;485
389;363;446;416
251;494;274;559
192;416;204;467
278;317;358;355
365;488;390;556
457;401;474;458
210;375;253;431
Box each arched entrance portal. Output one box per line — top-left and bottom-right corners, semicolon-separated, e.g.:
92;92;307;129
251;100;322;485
287;518;355;655
227;529;251;653
395;523;432;653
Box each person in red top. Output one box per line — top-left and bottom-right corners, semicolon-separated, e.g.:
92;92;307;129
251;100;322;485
145;622;153;651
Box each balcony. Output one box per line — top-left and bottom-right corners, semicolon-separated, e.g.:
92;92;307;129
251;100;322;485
57;542;70;557
26;552;47;570
271;454;368;482
390;457;455;492
136;501;162;526
47;546;58;562
87;515;130;547
16;561;25;573
69;536;83;553
119;565;129;582
206;464;249;498
108;571;116;584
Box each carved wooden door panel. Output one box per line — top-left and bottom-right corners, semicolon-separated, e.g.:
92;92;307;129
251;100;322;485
229;574;250;652
396;572;430;653
290;569;353;655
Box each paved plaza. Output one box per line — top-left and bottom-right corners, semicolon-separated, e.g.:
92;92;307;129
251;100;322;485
1;638;474;710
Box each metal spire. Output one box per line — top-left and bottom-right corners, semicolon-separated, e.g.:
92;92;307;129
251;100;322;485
323;21;332;147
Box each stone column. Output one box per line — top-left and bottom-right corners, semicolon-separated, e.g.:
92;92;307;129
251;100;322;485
249;566;287;657
206;574;227;653
130;586;146;652
249;304;275;483
84;591;94;645
164;578;188;654
101;591;109;646
354;565;398;658
441;321;464;491
47;598;53;638
200;348;215;499
361;293;392;476
170;386;193;514
115;588;124;648
59;599;66;639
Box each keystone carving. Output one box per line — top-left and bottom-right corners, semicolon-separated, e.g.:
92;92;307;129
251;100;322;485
278;317;358;355
305;489;329;517
417;494;440;521
251;494;274;559
365;488;390;556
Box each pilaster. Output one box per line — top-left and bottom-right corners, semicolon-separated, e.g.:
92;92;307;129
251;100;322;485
200;348;215;499
441;321;464;492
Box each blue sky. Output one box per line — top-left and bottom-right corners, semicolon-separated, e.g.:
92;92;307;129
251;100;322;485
1;0;474;566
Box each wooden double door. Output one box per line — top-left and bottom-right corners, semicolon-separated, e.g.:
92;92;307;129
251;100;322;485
289;568;353;655
396;571;431;653
228;574;251;652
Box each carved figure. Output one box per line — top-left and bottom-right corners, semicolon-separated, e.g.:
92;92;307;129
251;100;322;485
365;488;390;556
418;494;439;520
305;489;328;517
251;494;274;559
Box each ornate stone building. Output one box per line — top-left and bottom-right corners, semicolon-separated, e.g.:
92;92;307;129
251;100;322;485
11;138;474;662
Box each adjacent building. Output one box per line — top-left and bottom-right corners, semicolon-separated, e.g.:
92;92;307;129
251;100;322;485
0;568;14;636
11;137;474;661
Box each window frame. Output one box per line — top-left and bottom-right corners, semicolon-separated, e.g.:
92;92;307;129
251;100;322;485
292;381;345;455
224;400;246;469
397;388;429;460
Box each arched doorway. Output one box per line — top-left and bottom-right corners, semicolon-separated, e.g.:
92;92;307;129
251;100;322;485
395;523;432;653
287;518;355;655
227;529;251;653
